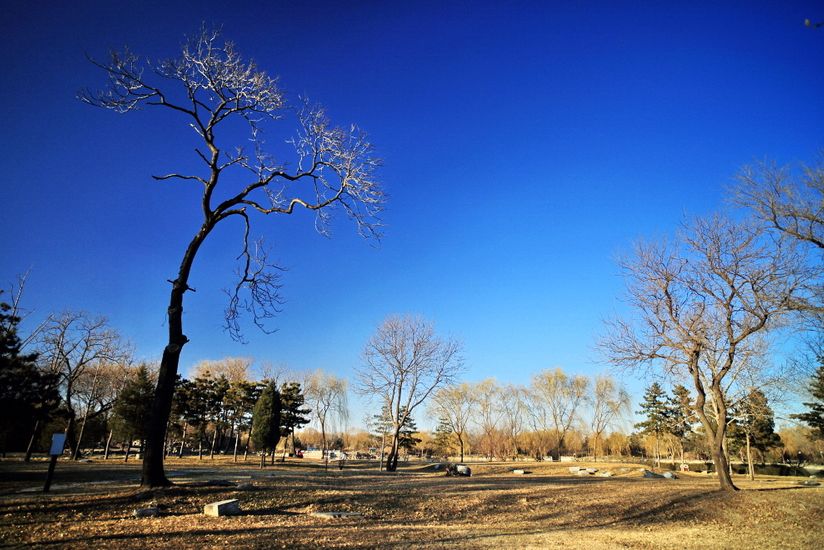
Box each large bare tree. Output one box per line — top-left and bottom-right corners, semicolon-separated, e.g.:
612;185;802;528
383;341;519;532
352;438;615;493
602;216;810;491
81;29;383;486
357;315;462;471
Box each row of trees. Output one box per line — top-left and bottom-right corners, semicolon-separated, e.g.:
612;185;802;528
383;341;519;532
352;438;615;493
429;371;629;463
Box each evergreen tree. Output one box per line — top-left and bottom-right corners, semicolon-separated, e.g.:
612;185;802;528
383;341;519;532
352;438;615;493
791;359;824;440
667;384;696;463
730;388;781;479
0;293;59;454
279;382;311;456
398;412;422;454
635;382;670;467
433;416;454;457
251;381;281;467
110;364;155;454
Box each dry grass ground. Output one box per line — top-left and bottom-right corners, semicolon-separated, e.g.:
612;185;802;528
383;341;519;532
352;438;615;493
0;457;821;549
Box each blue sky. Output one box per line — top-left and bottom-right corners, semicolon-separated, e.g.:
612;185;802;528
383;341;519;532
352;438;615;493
2;1;822;427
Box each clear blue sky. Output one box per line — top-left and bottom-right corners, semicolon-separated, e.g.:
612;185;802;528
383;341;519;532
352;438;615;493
2;1;822;427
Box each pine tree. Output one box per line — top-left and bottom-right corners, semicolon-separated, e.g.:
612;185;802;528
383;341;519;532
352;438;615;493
433;416;454;458
635;382;670;468
110;364;155;456
667;384;696;464
730;388;781;479
251;381;281;467
0;294;59;455
791;359;824;440
279;382;311;459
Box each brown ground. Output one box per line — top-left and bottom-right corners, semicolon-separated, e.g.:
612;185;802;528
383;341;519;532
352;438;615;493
0;457;821;549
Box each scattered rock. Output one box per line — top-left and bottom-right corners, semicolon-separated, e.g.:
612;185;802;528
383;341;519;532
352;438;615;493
132;507;159;518
577;469;591;476
598;471;613;477
204;499;241;517
642;470;665;479
662;472;677;479
568;467;580;474
236;482;255;491
512;469;527;475
311;511;362;519
586;468;598;474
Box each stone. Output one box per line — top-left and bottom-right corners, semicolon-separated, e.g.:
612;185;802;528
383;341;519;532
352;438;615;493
455;464;471;476
446;464;471;476
311;511;362;519
798;480;821;487
204;499;241;517
576;469;591;476
662;471;677;479
133;507;159;518
598;471;613;477
236;482;255;491
568;467;580;474
512;469;526;475
642;470;664;479
586;468;598;474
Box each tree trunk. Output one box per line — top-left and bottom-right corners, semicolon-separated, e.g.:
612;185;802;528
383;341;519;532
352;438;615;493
379;432;386;471
198;436;203;460
260;451;265;469
141;225;212;487
233;431;240;462
243;428;252;462
104;430;113;460
178;423;187;458
746;432;755;481
209;428;218;459
386;427;401;472
124;436;133;463
24;420;40;463
458;434;464;463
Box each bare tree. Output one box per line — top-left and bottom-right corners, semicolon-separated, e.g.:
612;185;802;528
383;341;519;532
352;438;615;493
193;357;253;383
38;312;131;458
81;28;383;486
304;370;348;469
589;375;630;462
473;379;503;460
357;315;462;471
430;382;475;462
499;384;528;460
734;157;823;250
529;368;589;460
602;216;811;491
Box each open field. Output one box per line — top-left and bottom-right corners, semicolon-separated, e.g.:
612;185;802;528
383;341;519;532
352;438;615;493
0;458;821;549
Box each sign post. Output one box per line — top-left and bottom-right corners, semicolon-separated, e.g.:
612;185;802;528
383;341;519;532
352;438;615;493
43;433;66;493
